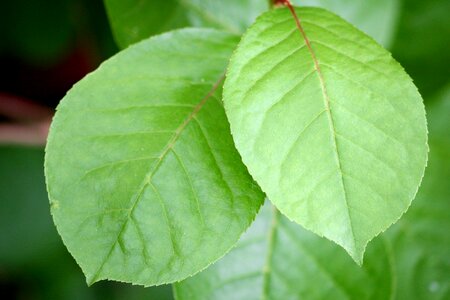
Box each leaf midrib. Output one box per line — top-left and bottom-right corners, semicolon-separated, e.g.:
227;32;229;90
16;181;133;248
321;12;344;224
284;6;357;252
89;74;226;284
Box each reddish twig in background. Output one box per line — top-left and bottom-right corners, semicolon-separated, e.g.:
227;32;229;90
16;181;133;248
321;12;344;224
0;93;53;121
0;121;51;146
0;93;53;146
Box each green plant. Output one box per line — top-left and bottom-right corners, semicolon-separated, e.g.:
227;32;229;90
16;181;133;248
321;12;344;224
44;0;449;299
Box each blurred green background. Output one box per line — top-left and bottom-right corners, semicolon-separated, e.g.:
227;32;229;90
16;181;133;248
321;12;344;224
0;0;448;299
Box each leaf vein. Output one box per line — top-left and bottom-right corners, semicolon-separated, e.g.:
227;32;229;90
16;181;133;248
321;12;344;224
330;100;405;149
82;156;158;179
192;117;235;210
171;148;205;226
279;109;327;172
320;63;407;123
241;44;309;104
311;40;388;78
334;131;399;178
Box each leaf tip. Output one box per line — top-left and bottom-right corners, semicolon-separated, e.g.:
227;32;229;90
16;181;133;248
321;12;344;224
85;273;100;287
341;238;366;266
349;251;364;266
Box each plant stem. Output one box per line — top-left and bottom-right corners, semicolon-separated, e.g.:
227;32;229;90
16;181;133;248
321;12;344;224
270;0;293;9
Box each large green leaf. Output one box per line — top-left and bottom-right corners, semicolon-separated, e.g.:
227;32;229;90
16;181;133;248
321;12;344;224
45;28;264;286
174;86;450;300
292;0;400;48
104;0;268;48
174;203;394;300
223;7;427;263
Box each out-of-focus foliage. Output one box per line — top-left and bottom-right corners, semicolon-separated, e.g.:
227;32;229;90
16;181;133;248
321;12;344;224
0;0;117;66
391;0;450;97
0;147;58;266
104;0;268;48
0;0;73;64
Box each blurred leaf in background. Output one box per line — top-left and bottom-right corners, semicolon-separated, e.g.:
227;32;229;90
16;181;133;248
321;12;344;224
104;0;268;48
174;202;395;300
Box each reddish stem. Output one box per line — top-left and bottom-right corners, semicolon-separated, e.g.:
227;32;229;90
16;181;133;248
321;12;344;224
274;0;292;7
276;0;316;61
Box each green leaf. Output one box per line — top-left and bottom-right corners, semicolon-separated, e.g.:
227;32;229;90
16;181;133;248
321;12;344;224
174;202;395;300
104;0;268;48
223;7;428;263
45;28;264;286
292;0;400;48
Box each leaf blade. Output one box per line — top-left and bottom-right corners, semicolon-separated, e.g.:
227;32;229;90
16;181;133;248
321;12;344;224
223;7;428;262
45;28;264;286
